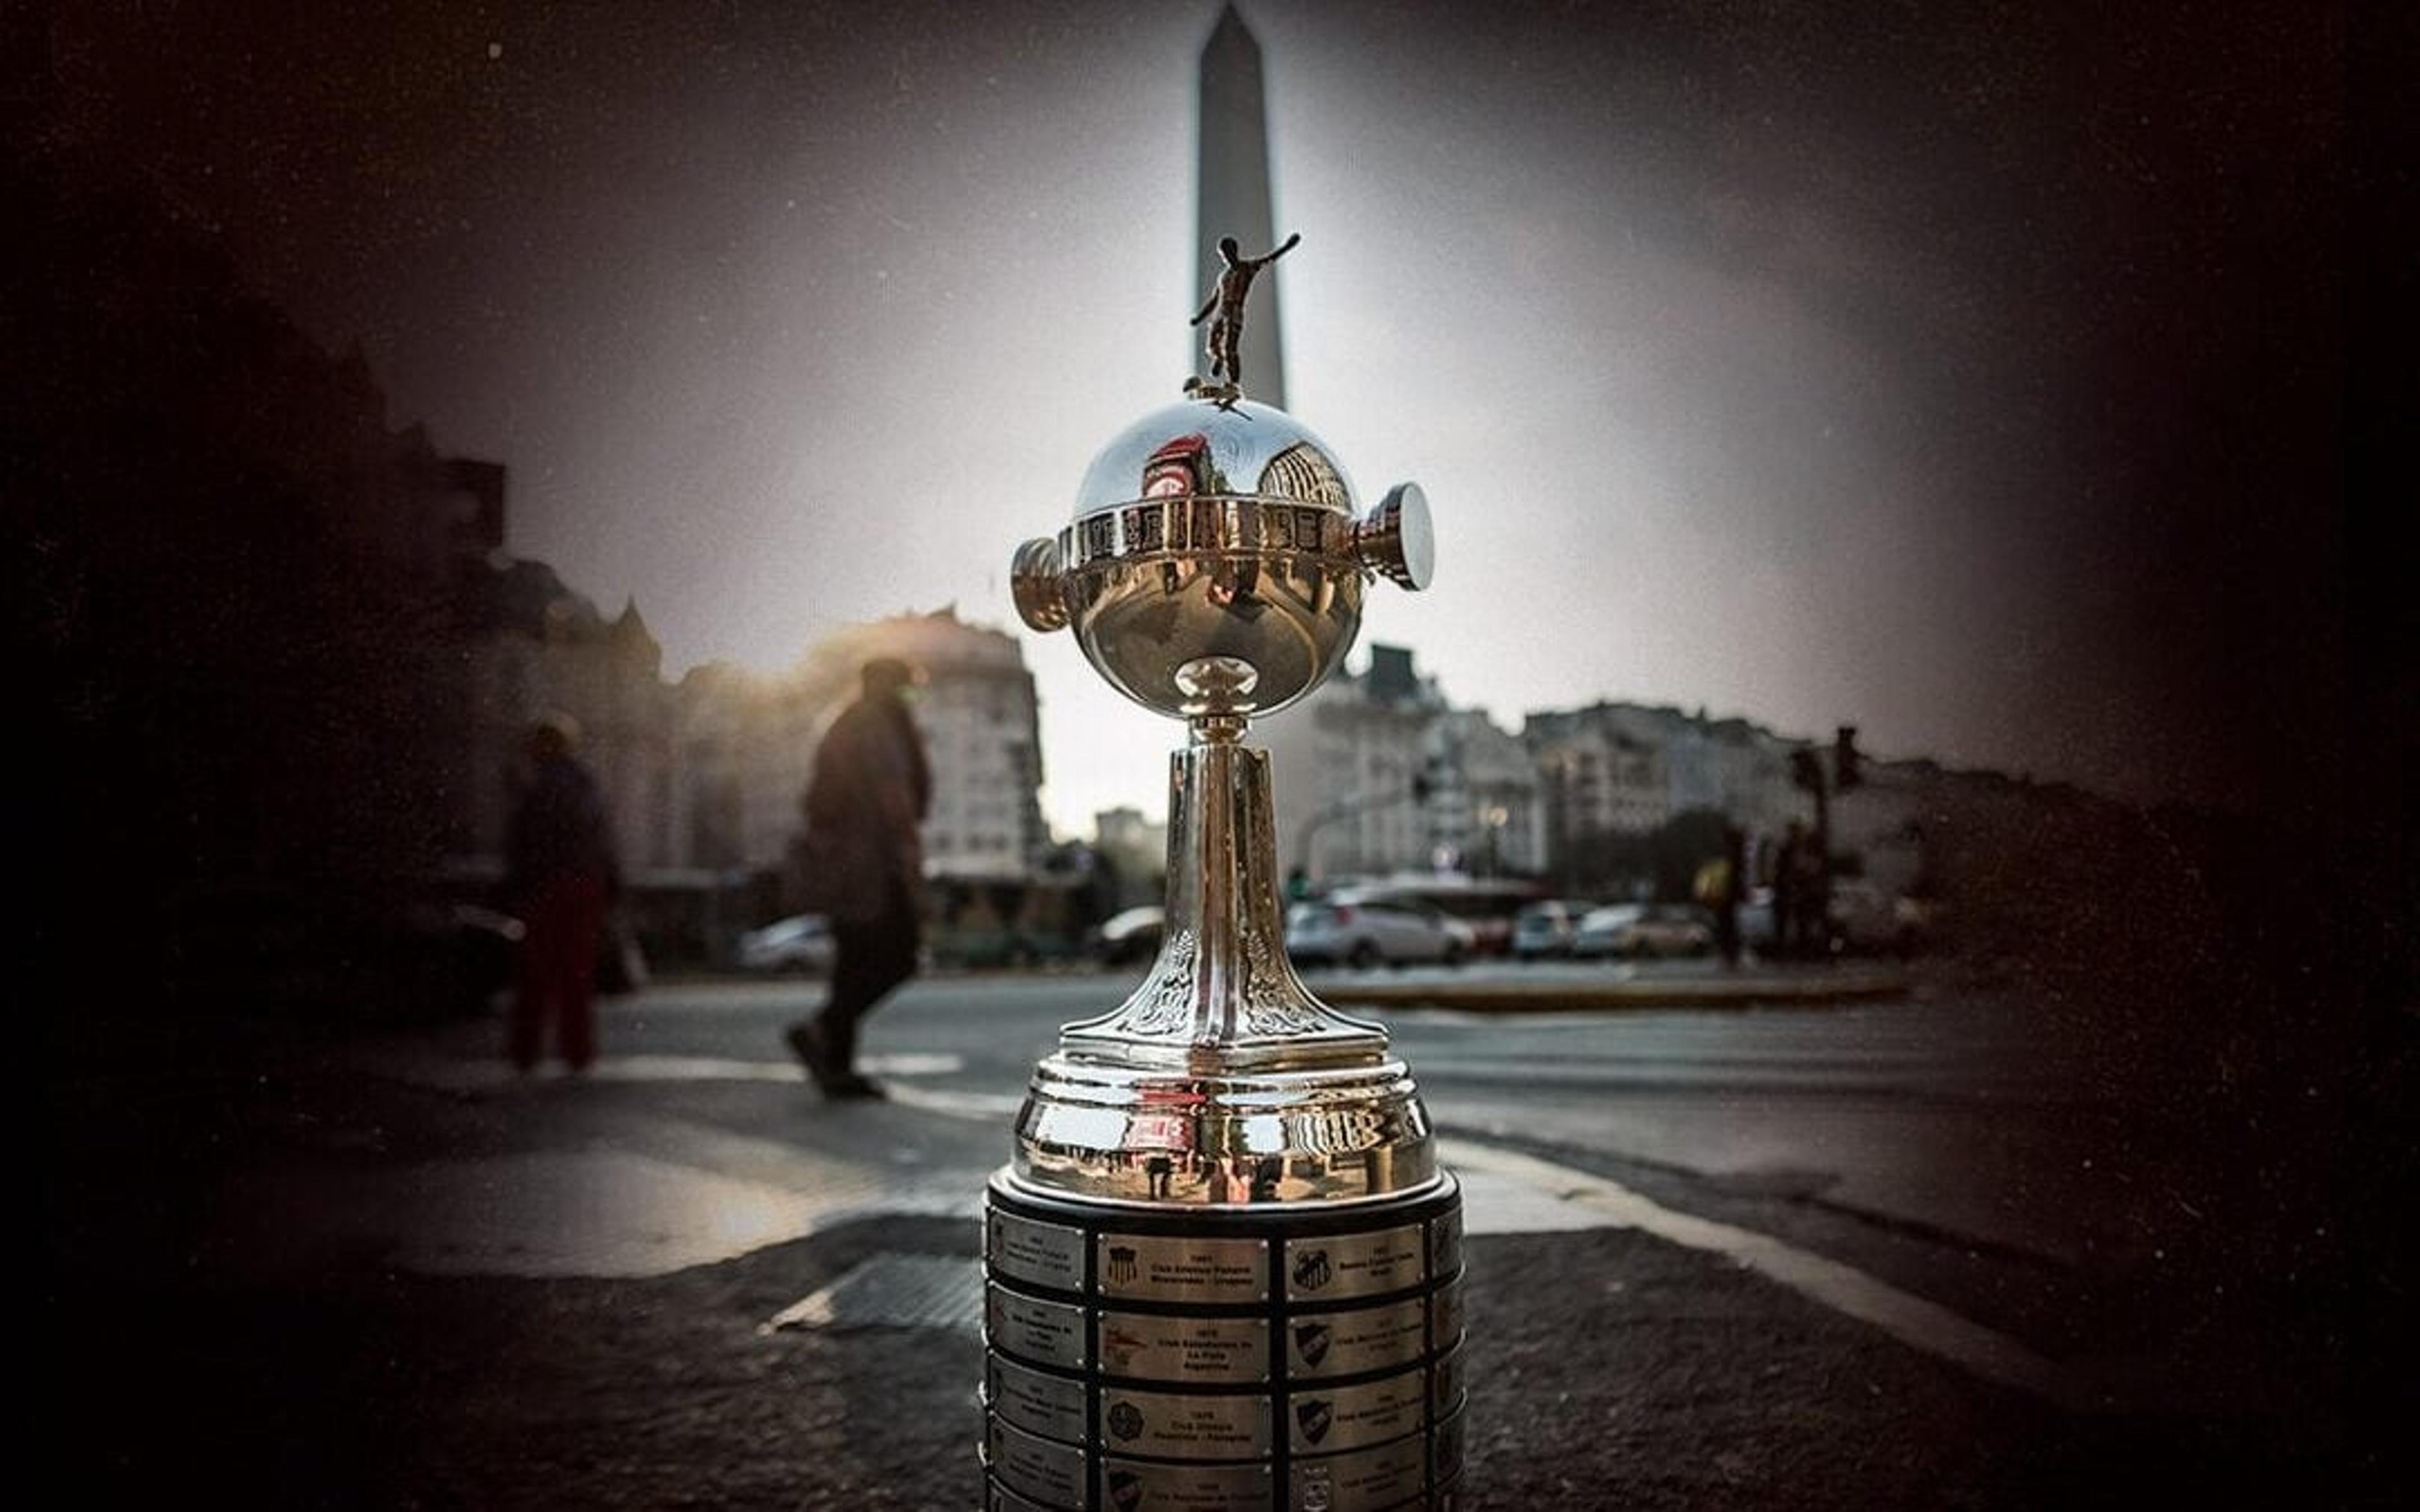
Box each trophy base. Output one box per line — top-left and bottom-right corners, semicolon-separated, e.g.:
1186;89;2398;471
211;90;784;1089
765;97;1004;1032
982;1171;1466;1511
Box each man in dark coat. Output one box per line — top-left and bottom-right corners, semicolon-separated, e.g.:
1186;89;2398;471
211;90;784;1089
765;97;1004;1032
785;658;931;1099
502;714;620;1072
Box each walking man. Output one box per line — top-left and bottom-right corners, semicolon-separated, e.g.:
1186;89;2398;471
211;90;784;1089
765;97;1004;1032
785;658;931;1099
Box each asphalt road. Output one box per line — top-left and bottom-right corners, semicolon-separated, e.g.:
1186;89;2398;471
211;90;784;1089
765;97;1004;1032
52;961;2374;1506
511;963;2247;1409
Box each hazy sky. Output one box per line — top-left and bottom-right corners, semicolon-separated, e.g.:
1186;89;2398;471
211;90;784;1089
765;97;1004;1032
52;1;2342;833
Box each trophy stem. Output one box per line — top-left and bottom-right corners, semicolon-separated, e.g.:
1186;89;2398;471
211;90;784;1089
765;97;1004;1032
1057;731;1384;1066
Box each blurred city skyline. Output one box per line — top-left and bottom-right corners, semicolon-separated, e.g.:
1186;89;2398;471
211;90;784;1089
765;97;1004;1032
40;1;2344;833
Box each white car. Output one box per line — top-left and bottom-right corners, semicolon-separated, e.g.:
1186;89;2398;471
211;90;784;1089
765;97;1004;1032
1286;891;1466;969
737;914;836;974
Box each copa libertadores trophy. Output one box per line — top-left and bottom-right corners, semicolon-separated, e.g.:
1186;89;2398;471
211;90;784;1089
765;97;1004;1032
984;236;1464;1512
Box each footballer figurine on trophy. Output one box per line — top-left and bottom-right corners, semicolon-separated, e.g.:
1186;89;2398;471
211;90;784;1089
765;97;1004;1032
982;236;1465;1512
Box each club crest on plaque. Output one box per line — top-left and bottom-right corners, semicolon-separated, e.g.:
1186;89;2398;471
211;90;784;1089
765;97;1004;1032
1107;1245;1139;1286
1107;1402;1145;1443
1292;1322;1332;1368
1296;1399;1334;1446
1107;1469;1145;1511
1100;1322;1146;1373
1293;1249;1332;1292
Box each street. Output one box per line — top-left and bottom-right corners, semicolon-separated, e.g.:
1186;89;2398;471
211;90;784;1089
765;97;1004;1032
66;959;2351;1508
99;953;2323;1499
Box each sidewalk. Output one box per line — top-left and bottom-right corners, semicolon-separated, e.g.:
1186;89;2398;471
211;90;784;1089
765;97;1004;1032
1313;956;1912;1012
45;1009;2351;1508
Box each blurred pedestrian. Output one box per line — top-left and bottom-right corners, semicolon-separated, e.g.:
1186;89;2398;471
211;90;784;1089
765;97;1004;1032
1773;820;1806;959
1712;823;1748;968
1784;818;1830;958
785;658;931;1099
502;714;620;1073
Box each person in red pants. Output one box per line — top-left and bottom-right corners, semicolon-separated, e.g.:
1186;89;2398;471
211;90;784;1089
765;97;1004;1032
502;714;620;1073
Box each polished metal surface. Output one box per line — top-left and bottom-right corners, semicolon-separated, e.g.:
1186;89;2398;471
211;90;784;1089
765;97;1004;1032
997;244;1446;1220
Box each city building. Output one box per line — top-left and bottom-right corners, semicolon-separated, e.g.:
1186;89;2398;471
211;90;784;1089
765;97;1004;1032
1093;806;1169;912
791;609;1049;885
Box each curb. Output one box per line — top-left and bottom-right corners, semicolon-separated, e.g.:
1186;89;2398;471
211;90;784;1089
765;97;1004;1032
1313;971;1913;1012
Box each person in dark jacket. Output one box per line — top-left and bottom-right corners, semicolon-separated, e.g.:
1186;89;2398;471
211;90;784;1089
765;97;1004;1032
502;714;620;1072
785;658;931;1099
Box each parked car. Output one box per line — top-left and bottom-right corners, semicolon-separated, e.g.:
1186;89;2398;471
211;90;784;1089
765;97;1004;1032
1567;903;1642;959
1286;890;1466;969
1826;883;1933;956
929;925;1080;970
1511;899;1596;960
1574;902;1714;959
737;914;835;974
1091;905;1165;966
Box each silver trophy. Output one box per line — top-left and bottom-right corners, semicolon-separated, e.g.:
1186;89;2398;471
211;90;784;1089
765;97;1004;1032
984;240;1463;1512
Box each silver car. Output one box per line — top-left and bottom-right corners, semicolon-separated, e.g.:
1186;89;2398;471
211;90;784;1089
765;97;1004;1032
737;914;836;974
1286;891;1466;969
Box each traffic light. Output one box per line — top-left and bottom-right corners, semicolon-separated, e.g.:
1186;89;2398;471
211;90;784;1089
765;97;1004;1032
1833;726;1862;790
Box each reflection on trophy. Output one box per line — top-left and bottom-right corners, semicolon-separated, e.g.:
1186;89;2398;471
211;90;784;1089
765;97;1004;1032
983;239;1464;1511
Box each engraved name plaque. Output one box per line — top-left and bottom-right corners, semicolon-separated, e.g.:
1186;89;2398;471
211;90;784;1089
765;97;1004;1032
987;1285;1089;1372
1430;1275;1465;1347
987;1355;1088;1443
1284;1297;1427;1380
990;1211;1086;1292
1283;1225;1425;1302
1286;1372;1427;1456
1100;1458;1277;1512
1429;1206;1464;1280
1099;1384;1274;1460
988;1417;1088;1508
1098;1309;1271;1385
1291;1434;1428;1512
1098;1232;1269;1304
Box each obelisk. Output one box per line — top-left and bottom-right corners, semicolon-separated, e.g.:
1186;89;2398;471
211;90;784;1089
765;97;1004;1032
1194;4;1287;410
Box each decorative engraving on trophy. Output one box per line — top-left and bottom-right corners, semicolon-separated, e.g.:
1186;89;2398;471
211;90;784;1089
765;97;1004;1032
1286;1296;1427;1380
1293;506;1328;553
988;1416;1089;1508
1098;1385;1274;1460
1120;928;1199;1036
1190;497;1226;552
1430;1206;1464;1279
1430;1274;1465;1347
1284;1225;1425;1302
1096;1232;1269;1303
1081;514;1116;563
1432;1338;1466;1417
1098;1310;1271;1384
1123;505;1167;556
1291;1434;1427;1512
1100;1460;1275;1512
986;1355;1088;1444
1286;1371;1426;1455
989;1212;1086;1292
986;1285;1089;1372
1239;923;1323;1037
